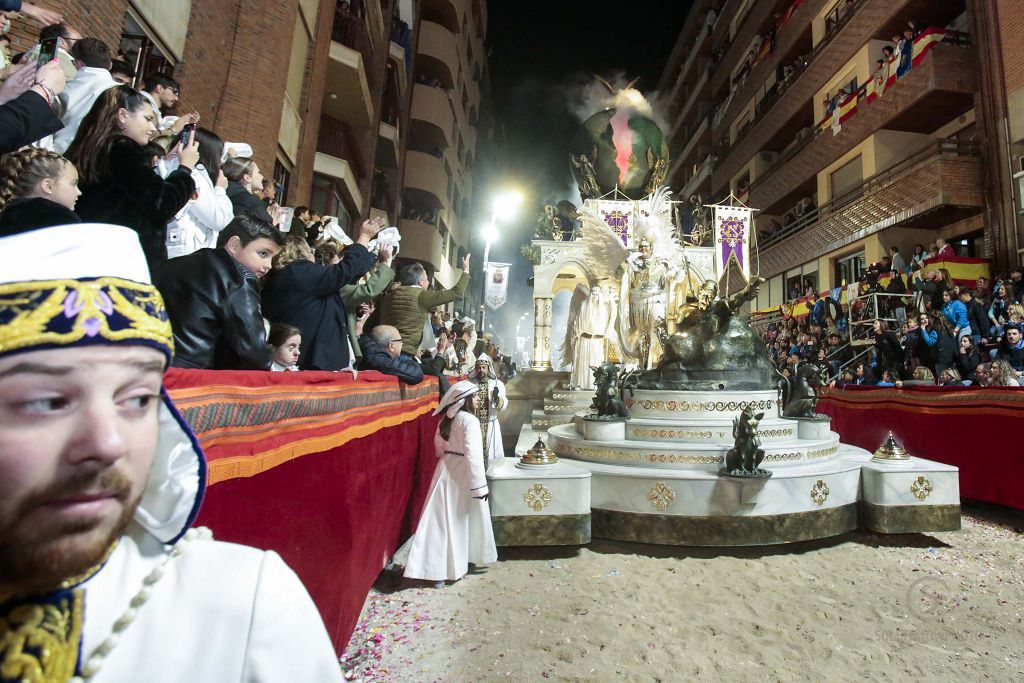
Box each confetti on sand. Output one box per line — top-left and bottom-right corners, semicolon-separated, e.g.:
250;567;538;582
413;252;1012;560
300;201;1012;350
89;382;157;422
342;506;1024;681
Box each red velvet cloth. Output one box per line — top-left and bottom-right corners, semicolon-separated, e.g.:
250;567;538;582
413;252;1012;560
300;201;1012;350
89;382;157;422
194;409;441;652
163;369;443;652
818;386;1024;510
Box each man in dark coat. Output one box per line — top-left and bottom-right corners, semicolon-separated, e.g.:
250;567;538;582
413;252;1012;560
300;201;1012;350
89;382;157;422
358;325;425;384
960;289;991;343
261;218;384;370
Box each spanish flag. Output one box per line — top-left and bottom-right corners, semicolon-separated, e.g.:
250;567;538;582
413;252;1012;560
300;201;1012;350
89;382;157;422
911;27;947;67
776;0;805;31
922;255;991;287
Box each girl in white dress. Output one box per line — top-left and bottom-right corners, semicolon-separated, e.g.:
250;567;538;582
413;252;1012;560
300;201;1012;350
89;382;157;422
404;381;498;584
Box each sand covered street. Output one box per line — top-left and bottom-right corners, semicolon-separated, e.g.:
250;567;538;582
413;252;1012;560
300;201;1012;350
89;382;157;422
343;505;1024;681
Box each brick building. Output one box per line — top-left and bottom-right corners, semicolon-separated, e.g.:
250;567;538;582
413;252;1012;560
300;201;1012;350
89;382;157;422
659;0;1023;311
6;0;491;288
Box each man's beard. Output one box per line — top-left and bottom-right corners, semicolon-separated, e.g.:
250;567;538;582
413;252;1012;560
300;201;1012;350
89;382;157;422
0;468;139;598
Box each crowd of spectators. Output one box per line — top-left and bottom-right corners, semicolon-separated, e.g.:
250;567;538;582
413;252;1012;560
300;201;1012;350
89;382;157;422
760;252;1024;388
0;7;521;393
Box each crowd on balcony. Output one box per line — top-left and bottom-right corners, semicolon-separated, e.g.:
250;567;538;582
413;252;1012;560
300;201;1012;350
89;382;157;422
759;250;1024;388
0;6;526;391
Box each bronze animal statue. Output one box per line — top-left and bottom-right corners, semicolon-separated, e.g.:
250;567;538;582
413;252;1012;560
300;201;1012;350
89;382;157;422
590;361;629;419
720;407;771;479
779;361;826;418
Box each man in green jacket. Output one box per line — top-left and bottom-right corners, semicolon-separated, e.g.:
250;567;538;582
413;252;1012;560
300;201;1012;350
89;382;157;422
380;254;470;357
340;245;396;363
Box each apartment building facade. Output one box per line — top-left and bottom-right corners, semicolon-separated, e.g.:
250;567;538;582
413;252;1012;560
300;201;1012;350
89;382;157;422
660;0;1023;312
7;0;490;289
399;0;488;289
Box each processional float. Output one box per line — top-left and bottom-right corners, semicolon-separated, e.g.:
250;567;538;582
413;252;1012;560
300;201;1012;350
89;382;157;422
489;79;960;547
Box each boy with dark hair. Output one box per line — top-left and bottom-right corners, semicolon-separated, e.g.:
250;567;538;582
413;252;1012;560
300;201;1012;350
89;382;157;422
143;72;180;112
155;215;285;370
110;59;134;84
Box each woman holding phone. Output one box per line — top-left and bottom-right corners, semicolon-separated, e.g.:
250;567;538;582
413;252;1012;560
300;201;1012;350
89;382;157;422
165;126;233;257
66;84;198;271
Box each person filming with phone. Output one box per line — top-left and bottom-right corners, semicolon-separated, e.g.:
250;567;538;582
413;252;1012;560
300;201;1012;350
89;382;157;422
65;84;198;271
0;43;66;152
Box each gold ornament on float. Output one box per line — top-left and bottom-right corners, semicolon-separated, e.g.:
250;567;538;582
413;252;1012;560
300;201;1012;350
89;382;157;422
810;480;830;506
910;476;933;501
520;438;559;466
872;432;911;462
523;483;553;511
647;482;676;511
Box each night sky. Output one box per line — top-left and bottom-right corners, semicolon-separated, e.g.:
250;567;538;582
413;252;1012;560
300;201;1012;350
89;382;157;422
479;0;695;357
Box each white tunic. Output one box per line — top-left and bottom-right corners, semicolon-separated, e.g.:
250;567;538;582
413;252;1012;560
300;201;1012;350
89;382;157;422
80;525;343;682
571;287;617;391
404;412;498;582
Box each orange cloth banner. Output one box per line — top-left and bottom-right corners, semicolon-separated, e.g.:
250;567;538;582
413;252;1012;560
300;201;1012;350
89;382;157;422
165;368;439;484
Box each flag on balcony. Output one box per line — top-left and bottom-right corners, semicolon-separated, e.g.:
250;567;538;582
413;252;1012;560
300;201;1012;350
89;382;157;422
776;0;805;31
912;27;947;67
819;91;858;135
865;58;897;103
922;254;991;287
711;204;753;281
484;262;511;310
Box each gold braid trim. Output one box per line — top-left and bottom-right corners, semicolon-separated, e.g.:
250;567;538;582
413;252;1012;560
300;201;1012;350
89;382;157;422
0;277;173;355
0;590;84;683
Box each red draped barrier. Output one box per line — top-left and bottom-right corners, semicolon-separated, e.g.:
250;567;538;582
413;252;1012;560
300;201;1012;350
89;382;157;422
165;369;441;652
818;386;1024;510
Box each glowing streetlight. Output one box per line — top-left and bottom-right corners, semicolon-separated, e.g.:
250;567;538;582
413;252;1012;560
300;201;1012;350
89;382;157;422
481;190;523;329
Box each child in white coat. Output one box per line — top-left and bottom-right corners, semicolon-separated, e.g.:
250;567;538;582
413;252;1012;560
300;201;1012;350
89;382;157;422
404;380;498;585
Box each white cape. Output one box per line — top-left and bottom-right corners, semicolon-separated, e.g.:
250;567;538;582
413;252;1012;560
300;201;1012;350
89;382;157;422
80;525;343;681
404;412;497;581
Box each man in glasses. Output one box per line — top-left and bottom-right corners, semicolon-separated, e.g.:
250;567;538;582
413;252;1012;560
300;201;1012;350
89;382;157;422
141;72;198;133
358;324;425;384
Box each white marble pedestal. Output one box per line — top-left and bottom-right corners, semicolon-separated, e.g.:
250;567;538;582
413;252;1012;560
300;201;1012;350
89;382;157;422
486;458;592;546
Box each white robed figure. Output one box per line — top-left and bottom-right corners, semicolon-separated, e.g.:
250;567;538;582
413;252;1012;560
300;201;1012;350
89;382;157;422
404;381;498;583
468;355;508;466
564;283;618;390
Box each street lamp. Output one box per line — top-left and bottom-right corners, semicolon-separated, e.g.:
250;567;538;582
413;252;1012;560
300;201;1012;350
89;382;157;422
480;190;523;329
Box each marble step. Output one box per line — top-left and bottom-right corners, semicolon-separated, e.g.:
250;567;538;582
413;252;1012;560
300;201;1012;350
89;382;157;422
549;424;842;471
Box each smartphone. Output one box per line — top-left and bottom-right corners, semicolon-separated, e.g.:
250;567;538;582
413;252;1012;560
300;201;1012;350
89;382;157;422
37;37;59;69
182;123;197;146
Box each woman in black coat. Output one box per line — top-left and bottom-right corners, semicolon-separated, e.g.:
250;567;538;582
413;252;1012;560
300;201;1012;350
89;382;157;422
65;85;198;272
261;223;384;371
955;335;983;383
872;319;903;376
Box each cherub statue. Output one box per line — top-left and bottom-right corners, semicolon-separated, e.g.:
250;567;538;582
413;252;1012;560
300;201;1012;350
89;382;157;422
720;407;771;479
779;361;827;418
589;361;629;419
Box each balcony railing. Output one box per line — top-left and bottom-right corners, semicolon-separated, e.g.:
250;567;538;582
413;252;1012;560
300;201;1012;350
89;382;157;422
748;36;973;207
720;0;866;155
332;0;366;48
318;117;367;183
757;139;980;251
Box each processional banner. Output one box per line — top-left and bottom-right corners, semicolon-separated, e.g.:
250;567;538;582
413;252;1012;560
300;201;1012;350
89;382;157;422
484;263;511;310
710;204;753;282
595;200;634;246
